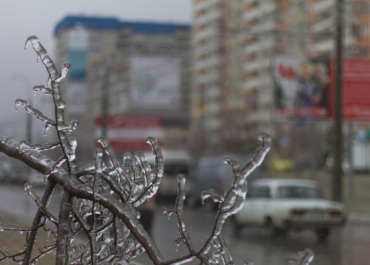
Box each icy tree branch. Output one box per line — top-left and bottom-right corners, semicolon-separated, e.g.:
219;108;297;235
0;36;315;265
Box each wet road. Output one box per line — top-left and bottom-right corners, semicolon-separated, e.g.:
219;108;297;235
0;185;369;265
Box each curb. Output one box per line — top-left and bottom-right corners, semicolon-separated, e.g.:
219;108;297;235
347;212;370;225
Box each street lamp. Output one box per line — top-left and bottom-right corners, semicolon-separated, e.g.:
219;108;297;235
9;73;33;144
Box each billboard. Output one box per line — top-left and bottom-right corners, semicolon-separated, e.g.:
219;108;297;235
273;57;329;120
330;59;370;121
130;56;180;109
67;82;86;115
95;115;163;151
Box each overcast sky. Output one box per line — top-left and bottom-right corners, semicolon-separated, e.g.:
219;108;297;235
0;0;192;139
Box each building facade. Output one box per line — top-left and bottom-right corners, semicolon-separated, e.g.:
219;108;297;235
54;16;190;162
191;0;368;155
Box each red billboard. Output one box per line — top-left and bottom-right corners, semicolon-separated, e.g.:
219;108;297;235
330;59;370;121
95;115;163;151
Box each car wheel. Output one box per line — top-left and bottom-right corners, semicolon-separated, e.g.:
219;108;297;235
316;228;330;241
263;218;278;238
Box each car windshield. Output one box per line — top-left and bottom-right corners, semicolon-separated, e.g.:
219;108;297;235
278;186;322;199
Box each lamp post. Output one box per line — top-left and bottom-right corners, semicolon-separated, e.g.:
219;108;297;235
9;73;33;144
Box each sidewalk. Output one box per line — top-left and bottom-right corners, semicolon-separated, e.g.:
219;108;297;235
263;169;370;224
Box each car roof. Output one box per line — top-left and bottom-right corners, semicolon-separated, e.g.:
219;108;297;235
250;178;319;188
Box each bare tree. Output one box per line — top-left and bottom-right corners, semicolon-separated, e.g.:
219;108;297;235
0;37;314;265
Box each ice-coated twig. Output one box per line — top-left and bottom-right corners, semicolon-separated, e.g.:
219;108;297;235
288;249;315;265
163;175;194;254
25;36;60;80
24;183;59;225
45;155;67;179
0;247;25;263
56;190;73;265
20;140;60;153
57;120;79;134
23;181;56;264
162;134;271;265
33;85;52;95
133;137;164;207
15;99;55;126
97;137;132;195
94;148;127;202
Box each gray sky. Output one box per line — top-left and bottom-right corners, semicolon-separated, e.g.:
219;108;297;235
0;0;192;139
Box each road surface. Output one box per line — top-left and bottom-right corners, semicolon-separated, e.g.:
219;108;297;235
0;185;369;265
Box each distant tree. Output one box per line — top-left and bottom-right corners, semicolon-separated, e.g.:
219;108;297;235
0;37;314;265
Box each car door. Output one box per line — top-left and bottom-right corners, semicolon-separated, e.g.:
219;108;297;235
239;186;269;224
252;186;271;225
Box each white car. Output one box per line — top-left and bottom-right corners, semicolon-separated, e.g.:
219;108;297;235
233;179;346;241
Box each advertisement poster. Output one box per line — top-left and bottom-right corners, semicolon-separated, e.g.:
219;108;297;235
273;57;329;120
95;115;163;151
330;59;370;120
131;56;180;109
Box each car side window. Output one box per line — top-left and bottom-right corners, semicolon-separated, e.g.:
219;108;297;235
247;186;270;199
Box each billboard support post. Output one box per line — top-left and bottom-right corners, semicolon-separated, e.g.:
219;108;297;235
310;122;317;180
348;122;354;198
332;0;344;202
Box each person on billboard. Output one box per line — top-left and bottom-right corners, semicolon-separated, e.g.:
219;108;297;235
294;62;314;107
312;63;329;107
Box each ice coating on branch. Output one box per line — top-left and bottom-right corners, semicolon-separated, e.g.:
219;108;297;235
55;99;65;109
164;133;271;261
54;62;71;82
19;141;60;153
57;120;79;133
24;183;59;224
201;189;224;204
44;123;52;136
15;99;55;126
25;36;59;80
289;249;315;265
97;137;122;174
33;85;52;95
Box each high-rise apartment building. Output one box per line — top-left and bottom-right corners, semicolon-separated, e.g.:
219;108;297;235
191;0;368;154
54;16;190;161
192;0;284;154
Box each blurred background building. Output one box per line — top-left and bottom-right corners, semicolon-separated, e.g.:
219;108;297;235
54;16;190;163
190;0;367;158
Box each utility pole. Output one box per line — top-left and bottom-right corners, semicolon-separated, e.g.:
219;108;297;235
333;0;344;202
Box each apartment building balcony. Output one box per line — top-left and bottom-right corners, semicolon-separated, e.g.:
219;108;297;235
206;118;221;130
250;20;277;33
312;17;333;34
206;101;221;115
245;39;274;54
206;86;220;99
194;9;221;26
243;76;269;91
194;0;218;12
193;41;221;55
259;92;271;105
194;57;221;70
193;28;217;41
245;112;259;122
244;0;258;4
311;39;333;53
256;111;271;123
313;0;334;14
244;58;270;73
243;2;276;22
344;35;356;46
194;72;220;84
